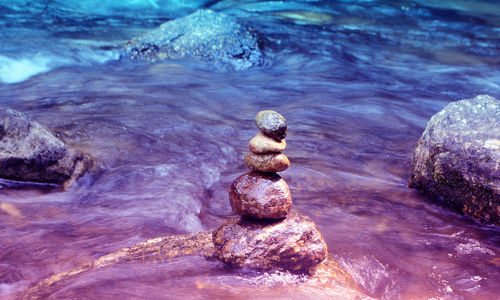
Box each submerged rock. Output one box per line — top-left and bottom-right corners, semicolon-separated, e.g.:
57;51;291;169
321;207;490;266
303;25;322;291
229;172;292;219
0;107;92;187
23;231;365;299
254;110;287;140
244;151;290;172
213;212;328;272
122;9;265;70
409;95;500;225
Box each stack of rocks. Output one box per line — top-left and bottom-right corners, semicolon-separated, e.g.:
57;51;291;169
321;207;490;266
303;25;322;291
213;110;328;273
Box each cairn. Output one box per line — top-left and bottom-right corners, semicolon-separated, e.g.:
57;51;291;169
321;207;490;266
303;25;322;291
213;110;328;273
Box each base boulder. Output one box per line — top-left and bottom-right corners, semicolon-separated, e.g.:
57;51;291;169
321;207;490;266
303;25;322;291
213;212;328;273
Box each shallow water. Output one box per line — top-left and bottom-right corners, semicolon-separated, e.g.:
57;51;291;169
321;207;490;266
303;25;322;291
0;0;499;299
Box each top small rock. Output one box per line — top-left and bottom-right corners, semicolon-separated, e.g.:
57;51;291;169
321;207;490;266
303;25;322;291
254;110;287;141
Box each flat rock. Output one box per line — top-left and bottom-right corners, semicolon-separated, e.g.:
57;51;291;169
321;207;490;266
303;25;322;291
409;95;499;225
0;107;91;186
213;212;328;273
254;110;287;140
245;151;290;172
229;172;291;219
122;9;265;71
249;131;286;153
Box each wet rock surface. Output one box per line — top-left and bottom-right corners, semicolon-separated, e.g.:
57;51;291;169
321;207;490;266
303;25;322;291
248;131;286;153
122;9;265;71
244;151;290;172
409;95;500;225
254;110;287;140
212;212;328;273
229;172;292;219
0;107;91;186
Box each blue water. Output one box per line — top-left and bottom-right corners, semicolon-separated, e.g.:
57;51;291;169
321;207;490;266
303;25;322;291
0;0;499;299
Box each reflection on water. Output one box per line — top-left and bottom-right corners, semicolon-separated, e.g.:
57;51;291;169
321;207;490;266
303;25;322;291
0;0;499;299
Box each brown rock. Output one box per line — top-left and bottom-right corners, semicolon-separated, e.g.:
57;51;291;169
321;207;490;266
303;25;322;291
213;212;328;273
249;132;286;153
254;110;287;140
229;172;292;219
245;151;290;172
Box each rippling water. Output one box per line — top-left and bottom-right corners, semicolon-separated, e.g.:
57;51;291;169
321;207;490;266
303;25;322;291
0;0;499;299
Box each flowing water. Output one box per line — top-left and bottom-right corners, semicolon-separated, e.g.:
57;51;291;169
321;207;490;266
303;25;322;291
0;0;499;299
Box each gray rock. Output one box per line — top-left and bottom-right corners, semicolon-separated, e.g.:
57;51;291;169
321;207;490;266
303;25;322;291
213;212;328;273
254;110;287;140
409;95;499;225
0;107;92;187
229;172;292;219
122;9;265;71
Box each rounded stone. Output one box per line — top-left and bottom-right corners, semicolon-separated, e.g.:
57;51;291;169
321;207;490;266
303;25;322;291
244;152;290;172
229;172;292;219
213;212;328;273
409;95;500;225
248;132;286;153
254;110;287;141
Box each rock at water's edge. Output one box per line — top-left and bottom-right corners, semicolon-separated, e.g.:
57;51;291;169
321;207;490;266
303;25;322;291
409;95;499;225
0;107;92;187
244;151;290;172
254;110;287;141
213;212;328;272
229;172;292;219
122;9;265;71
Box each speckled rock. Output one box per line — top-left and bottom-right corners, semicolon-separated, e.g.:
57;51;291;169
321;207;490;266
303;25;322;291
409;95;500;225
122;9;265;71
249;132;286;153
0;107;92;186
229;172;291;219
245;152;290;172
213;212;328;273
254;110;287;140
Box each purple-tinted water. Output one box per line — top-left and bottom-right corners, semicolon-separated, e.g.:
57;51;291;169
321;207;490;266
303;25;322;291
1;0;499;299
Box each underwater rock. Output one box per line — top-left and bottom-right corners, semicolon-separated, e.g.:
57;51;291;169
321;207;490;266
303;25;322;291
22;231;366;299
254;110;287;140
229;172;292;219
213;212;328;273
122;9;265;71
409;95;500;225
244;151;290;172
0;107;92;187
249;131;286;153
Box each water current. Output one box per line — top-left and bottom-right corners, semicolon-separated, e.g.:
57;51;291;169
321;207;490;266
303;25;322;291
0;0;499;299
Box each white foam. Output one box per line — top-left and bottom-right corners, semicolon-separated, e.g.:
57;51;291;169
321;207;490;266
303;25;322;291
0;49;118;84
0;55;53;83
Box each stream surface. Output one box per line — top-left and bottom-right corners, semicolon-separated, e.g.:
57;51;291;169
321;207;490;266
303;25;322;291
0;0;499;299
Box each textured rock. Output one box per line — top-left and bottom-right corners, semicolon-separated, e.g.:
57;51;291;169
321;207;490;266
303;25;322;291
0;107;91;186
213;212;328;273
249;131;286;153
122;9;265;71
245;151;290;172
254;110;287;140
409;95;499;225
229;172;292;219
